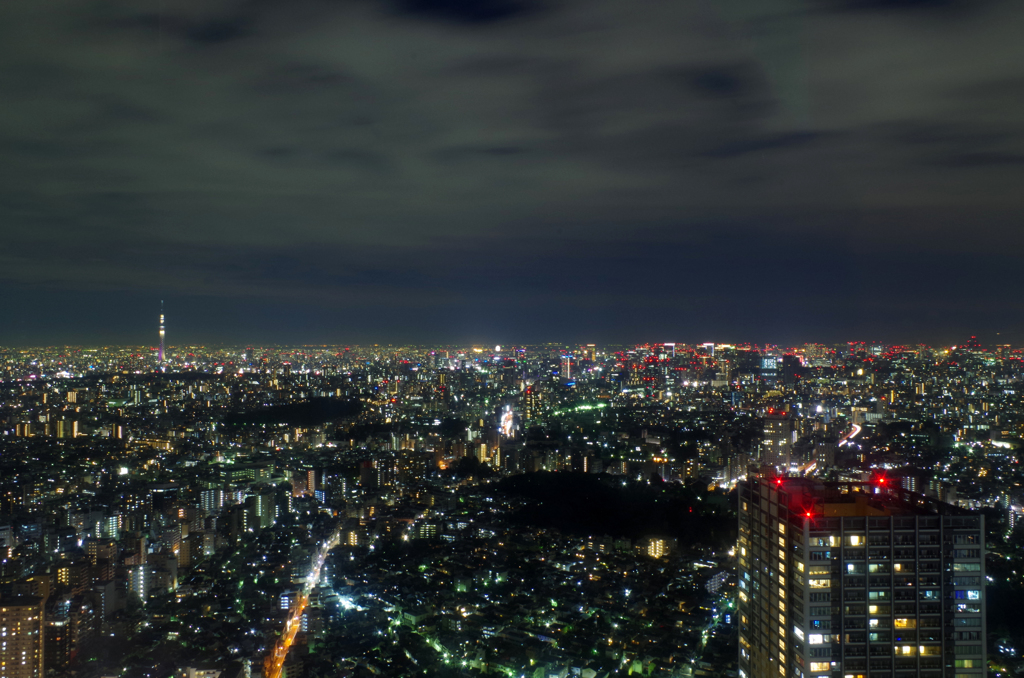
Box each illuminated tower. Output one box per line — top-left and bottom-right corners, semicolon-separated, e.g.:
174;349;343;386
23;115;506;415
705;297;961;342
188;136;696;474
738;476;985;678
158;301;165;363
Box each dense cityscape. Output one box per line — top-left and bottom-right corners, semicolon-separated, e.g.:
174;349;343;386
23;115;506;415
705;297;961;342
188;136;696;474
1;336;1022;678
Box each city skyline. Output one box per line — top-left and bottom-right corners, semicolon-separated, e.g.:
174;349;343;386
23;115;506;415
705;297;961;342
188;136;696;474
0;332;1020;677
0;295;1022;351
1;337;1021;356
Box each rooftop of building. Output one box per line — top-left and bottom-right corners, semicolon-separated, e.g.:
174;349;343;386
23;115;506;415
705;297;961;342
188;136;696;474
745;476;971;518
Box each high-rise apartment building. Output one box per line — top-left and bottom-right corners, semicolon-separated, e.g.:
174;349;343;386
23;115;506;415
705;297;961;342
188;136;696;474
762;413;795;470
738;476;985;678
0;596;45;678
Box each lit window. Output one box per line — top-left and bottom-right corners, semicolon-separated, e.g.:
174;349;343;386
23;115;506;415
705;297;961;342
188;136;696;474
808;634;825;645
809;663;831;672
848;535;862;546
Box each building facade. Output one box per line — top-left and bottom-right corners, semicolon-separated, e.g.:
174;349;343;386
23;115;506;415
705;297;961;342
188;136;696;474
738;477;985;678
0;596;45;678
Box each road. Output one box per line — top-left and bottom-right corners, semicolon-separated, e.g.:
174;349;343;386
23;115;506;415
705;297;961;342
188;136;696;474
264;527;342;678
837;422;862;447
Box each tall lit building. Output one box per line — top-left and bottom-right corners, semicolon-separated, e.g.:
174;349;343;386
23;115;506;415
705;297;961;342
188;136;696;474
738;476;985;678
128;565;152;603
762;412;794;470
0;596;45;678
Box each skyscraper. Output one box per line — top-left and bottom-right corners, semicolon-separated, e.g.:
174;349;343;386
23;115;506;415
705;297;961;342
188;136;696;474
738;476;985;678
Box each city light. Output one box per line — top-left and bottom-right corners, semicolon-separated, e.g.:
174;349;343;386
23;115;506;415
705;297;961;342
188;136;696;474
0;338;1013;678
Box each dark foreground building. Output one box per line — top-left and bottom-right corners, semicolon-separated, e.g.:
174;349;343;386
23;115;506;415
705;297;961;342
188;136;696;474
738;476;985;678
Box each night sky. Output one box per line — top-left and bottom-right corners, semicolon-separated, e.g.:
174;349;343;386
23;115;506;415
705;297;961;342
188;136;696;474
2;0;1022;347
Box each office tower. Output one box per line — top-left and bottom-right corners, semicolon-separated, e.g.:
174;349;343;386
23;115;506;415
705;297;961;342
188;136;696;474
0;596;45;678
738;476;985;678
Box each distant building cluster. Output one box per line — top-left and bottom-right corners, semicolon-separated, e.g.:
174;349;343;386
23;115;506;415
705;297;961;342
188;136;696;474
0;337;1019;677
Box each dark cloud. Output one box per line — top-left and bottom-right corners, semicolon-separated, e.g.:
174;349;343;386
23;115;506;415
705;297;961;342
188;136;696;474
395;0;541;24
825;0;980;10
0;0;1022;345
